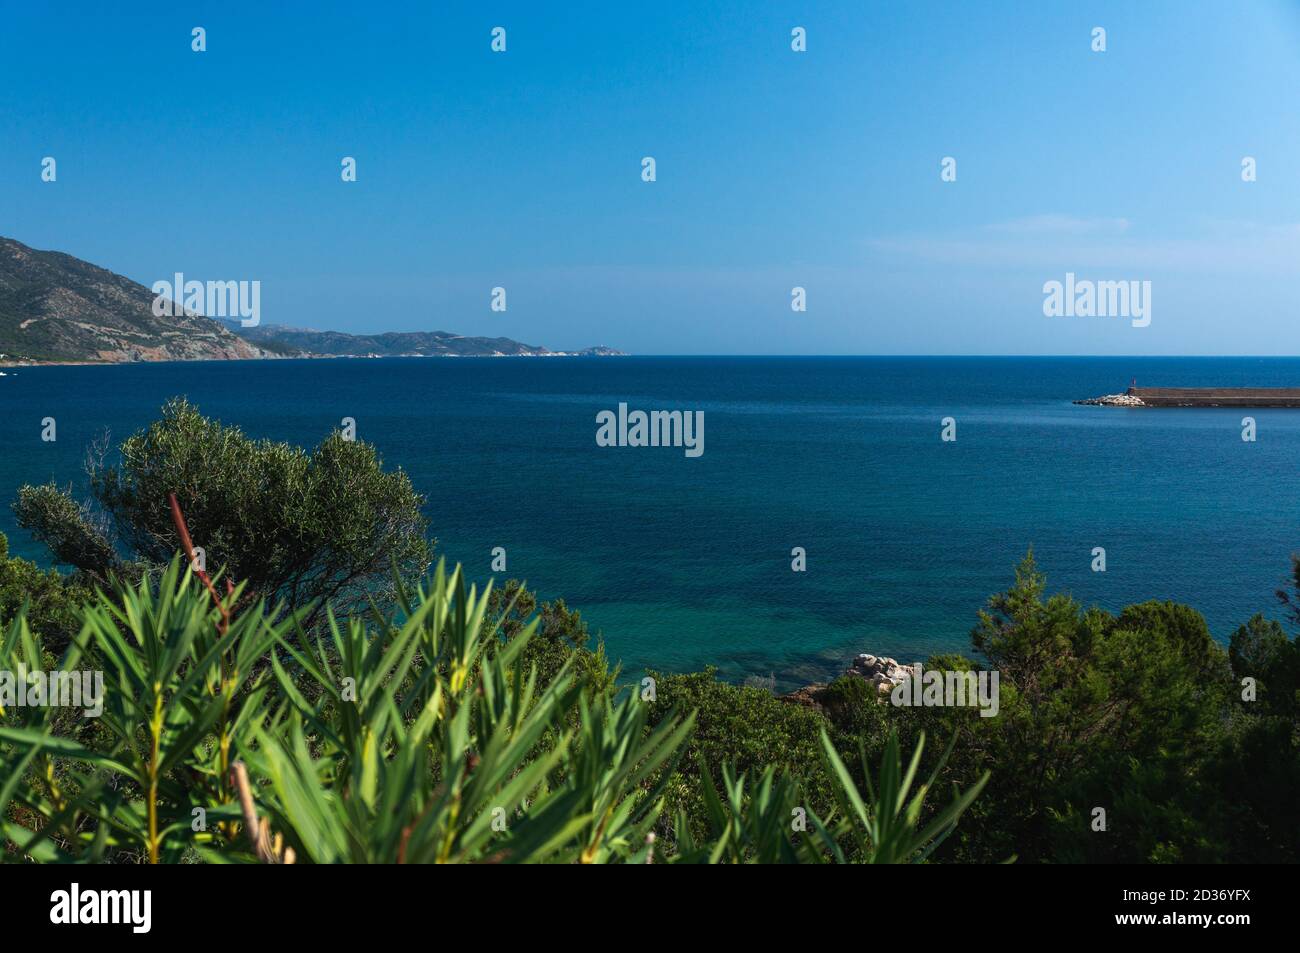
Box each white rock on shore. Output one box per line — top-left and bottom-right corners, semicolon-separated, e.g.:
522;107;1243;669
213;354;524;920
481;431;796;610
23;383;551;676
848;653;921;695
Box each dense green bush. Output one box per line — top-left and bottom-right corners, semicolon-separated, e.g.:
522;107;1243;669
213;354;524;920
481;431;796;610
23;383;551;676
1204;613;1300;863
641;668;838;842
485;578;616;698
13;398;431;625
0;531;84;652
0;560;985;864
820;673;891;740
866;553;1297;864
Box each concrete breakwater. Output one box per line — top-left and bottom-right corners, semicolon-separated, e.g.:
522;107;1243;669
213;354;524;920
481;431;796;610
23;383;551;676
1075;386;1300;408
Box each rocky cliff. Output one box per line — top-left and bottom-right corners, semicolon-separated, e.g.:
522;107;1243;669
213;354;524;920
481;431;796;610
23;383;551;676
0;237;269;364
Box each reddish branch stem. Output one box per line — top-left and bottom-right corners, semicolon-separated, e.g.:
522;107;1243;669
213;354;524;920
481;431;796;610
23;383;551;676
167;491;231;634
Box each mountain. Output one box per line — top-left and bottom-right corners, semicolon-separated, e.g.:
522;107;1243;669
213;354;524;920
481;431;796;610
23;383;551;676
0;237;268;364
0;237;625;364
218;321;625;358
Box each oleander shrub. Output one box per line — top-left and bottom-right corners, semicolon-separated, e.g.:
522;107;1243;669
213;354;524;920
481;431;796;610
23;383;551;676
0;560;986;864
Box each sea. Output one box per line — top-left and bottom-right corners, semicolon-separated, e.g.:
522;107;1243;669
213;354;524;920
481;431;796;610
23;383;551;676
2;356;1297;689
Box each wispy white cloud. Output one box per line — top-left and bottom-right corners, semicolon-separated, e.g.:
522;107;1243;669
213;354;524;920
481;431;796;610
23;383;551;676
983;215;1131;236
866;217;1300;272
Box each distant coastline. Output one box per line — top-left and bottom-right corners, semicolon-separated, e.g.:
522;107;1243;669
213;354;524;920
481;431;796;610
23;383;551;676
0;350;628;369
1;236;624;366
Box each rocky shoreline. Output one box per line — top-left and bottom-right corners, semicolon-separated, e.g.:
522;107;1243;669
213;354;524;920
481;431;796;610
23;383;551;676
780;652;921;709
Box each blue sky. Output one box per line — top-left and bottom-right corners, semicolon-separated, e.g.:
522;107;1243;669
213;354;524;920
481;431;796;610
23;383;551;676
2;1;1298;355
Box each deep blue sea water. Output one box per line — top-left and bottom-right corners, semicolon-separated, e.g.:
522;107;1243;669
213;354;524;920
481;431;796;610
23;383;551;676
1;356;1297;689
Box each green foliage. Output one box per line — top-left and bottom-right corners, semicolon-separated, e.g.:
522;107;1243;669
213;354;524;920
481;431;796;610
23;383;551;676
11;486;121;580
898;551;1295;864
1;560;984;864
669;728;988;864
0;561;684;863
12;397;1294;864
0;560;284;862
1203;613;1300;862
0;531;84;652
1229;613;1299;720
642;668;837;844
250;562;683;863
672;762;808;863
5;529;1297;865
13;399;431;625
485;578;616;697
1114;600;1222;682
820;674;890;740
815;729;990;864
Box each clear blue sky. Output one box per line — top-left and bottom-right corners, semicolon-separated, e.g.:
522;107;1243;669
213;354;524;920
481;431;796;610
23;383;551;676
2;1;1298;354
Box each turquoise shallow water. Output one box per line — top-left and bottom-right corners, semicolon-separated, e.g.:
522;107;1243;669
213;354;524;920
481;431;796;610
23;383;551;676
1;356;1297;688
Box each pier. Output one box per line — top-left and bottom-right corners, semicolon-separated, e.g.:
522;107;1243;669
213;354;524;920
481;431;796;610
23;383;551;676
1076;386;1300;408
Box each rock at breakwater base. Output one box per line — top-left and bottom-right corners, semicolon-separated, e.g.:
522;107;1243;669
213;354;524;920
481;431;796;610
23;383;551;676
1073;393;1146;407
1076;387;1300;407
